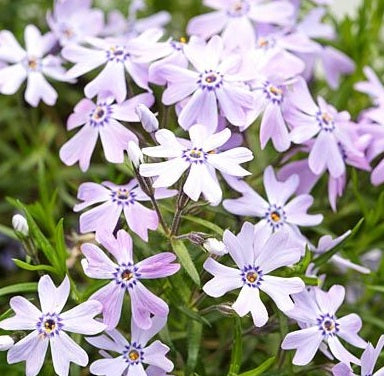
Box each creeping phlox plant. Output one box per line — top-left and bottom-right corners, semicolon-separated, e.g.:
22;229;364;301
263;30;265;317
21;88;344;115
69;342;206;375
0;0;384;375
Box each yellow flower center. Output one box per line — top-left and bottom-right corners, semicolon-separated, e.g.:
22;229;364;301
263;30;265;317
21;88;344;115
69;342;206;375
44;319;56;333
270;211;281;222
246;271;258;283
121;270;133;281
129;350;140;361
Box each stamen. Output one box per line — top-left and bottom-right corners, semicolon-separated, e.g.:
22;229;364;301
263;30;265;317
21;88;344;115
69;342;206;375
128;350;140;361
179;36;187;43
121;270;133;281
246;271;258;283
44;319;56;333
270;211;281;222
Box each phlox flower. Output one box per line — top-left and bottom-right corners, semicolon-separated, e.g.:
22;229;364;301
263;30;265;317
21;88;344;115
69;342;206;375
74;179;176;241
281;285;367;365
355;66;384;107
81;229;180;329
223;165;323;247
187;0;295;51
203;222;305;327
62;29;162;102
87;315;174;376
59;91;154;171
0;275;105;376
312;231;370;274
139;124;253;205
287;78;363;178
333;336;384;376
154;35;256;131
245;52;304;151
47;0;104;46
0;25;69;106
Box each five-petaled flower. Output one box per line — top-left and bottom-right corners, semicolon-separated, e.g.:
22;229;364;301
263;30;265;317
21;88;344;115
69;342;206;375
223;165;323;247
59;91;154;171
0;275;106;376
203;222;305;327
139;124;253;205
281;285;367;366
0;25;69;106
74;179;176;241
87;315;174;376
81;229;180;330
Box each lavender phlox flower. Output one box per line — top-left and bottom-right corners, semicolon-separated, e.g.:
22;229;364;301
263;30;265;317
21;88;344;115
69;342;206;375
333;336;384;376
243;51;305;151
282;285;367;365
139;124;253;205
312;231;370;274
87;315;174;376
223;165;323;248
355;66;384;107
74;179;176;241
187;0;295;51
81;229;180;329
0;25;70;106
47;0;104;46
60;91;154;171
203;222;305;326
62;29;163;102
153;35;256;132
287;78;363;178
0;275;106;376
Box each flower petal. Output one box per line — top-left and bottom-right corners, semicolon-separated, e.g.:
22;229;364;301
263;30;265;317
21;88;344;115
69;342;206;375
38;275;70;314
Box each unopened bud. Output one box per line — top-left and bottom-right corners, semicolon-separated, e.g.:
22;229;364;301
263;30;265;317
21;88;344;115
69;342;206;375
128;141;143;168
0;335;14;351
136;104;159;133
187;232;206;245
12;214;29;236
203;238;227;256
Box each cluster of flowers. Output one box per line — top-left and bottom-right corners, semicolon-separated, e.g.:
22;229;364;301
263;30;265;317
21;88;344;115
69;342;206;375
0;0;384;375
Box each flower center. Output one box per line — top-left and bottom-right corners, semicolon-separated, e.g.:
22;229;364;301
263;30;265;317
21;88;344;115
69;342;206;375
129;350;140;361
111;188;136;206
257;36;274;49
123;344;144;365
106;45;129;62
266;205;286;229
316;111;335;132
25;57;41;72
121;269;134;281
242;265;263;288
198;70;223;90
264;82;284;104
114;263;140;289
89;104;111;127
37;313;63;338
317;314;339;337
227;0;250;17
182;147;207;164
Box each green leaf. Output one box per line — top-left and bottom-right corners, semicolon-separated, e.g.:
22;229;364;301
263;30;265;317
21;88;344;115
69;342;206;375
182;215;224;235
186;320;203;374
54;218;68;273
313;218;364;267
13;259;58;274
227;317;242;376
8;198;64;275
171;239;200;285
367;285;384;294
238;357;276;376
0;224;17;240
0;282;38;297
177;305;211;327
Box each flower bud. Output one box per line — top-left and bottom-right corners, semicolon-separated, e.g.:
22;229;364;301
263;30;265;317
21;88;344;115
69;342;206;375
203;238;227;256
128;141;143;168
0;335;14;351
136;104;159;133
12;214;29;236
